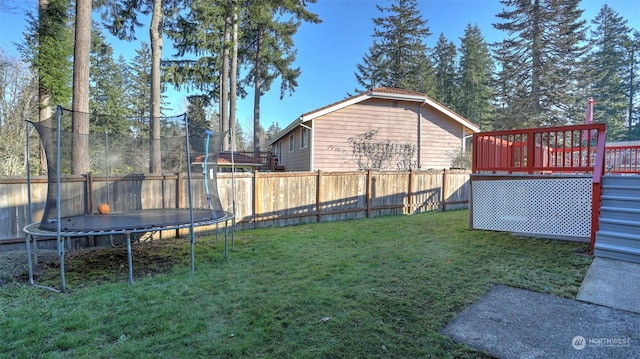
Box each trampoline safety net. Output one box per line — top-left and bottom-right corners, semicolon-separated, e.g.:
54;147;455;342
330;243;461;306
29;107;229;231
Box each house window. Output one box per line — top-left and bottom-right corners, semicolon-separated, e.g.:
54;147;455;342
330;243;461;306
289;134;295;152
276;142;282;162
300;127;309;149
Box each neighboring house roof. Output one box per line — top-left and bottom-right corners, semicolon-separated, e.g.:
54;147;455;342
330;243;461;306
269;87;480;146
606;140;640;147
193;152;262;168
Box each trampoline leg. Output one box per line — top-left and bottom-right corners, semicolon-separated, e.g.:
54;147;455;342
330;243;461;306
231;218;235;251
190;227;195;273
25;234;35;285
126;232;133;284
24;233;61;293
31;234;39;266
224;221;228;260
60;236;66;292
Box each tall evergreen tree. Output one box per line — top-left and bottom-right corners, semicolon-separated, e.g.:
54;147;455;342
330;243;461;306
264;121;281;146
19;0;73;174
20;0;73;113
432;33;457;109
90;29;130;134
587;5;631;141
354;0;431;92
241;0;320;156
129;42;152;136
99;0;182;173
492;41;532;130
493;0;587;128
545;0;589;124
624;30;640;140
186;95;210;138
233;120;251;152
165;0;319;155
164;0;226;101
353;45;385;93
164;0;235;151
457;24;494;129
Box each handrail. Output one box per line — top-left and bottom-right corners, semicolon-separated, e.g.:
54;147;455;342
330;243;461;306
592;131;607;183
590;130;607;251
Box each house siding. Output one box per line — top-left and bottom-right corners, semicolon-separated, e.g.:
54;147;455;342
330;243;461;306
420;106;464;169
312;98;461;171
271;93;472;172
277;127;312;171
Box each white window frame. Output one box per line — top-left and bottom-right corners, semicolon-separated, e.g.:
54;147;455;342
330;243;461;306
289;134;295;152
300;127;309;149
276;142;282;162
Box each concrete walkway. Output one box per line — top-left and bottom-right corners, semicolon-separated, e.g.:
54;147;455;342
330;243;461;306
441;284;640;358
577;257;640;314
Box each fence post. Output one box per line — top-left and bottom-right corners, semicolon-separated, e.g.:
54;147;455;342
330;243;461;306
85;172;93;215
442;169;448;212
316;170;322;222
253;171;260;229
176;172;183;238
527;131;535;174
366;169;373;218
407;169;414;215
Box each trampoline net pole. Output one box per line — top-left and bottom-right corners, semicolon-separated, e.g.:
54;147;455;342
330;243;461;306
230;129;236;251
56;106;65;292
184;113;196;273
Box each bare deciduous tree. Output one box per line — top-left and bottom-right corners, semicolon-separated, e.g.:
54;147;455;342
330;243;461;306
0;52;39;176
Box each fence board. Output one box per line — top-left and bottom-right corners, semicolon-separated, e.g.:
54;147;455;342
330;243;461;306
318;172;367;222
0;170;470;244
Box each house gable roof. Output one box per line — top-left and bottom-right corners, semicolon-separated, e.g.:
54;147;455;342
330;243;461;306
269;87;480;146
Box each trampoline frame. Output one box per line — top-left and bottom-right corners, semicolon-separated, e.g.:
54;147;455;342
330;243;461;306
23;107;236;292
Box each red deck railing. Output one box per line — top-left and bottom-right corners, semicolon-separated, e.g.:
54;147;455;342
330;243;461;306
472;123;608;251
605;144;640;174
472;124;607;174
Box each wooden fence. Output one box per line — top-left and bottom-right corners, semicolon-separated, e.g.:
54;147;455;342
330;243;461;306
0;169;470;246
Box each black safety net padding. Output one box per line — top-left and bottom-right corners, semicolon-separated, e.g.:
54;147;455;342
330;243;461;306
29;107;228;230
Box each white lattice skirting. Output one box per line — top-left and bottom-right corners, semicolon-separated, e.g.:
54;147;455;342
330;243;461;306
472;177;592;238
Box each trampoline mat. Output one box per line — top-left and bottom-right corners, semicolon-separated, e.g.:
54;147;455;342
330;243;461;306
37;209;232;232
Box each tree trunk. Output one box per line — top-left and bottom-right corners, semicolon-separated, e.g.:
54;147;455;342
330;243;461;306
37;0;50;176
149;0;163;173
253;26;263;158
628;42;635;137
37;93;50;175
71;0;91;175
530;0;543;126
220;0;231;151
230;6;238;152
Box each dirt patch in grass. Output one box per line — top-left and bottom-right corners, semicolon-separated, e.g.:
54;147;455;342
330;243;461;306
0;249;58;286
1;239;190;286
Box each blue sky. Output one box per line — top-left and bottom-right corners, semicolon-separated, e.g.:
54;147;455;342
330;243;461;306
1;0;639;131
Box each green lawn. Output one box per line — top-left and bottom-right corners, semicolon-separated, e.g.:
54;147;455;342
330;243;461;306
0;210;592;358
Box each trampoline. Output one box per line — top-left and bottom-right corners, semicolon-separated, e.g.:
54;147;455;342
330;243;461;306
34;209;231;233
23;107;236;291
